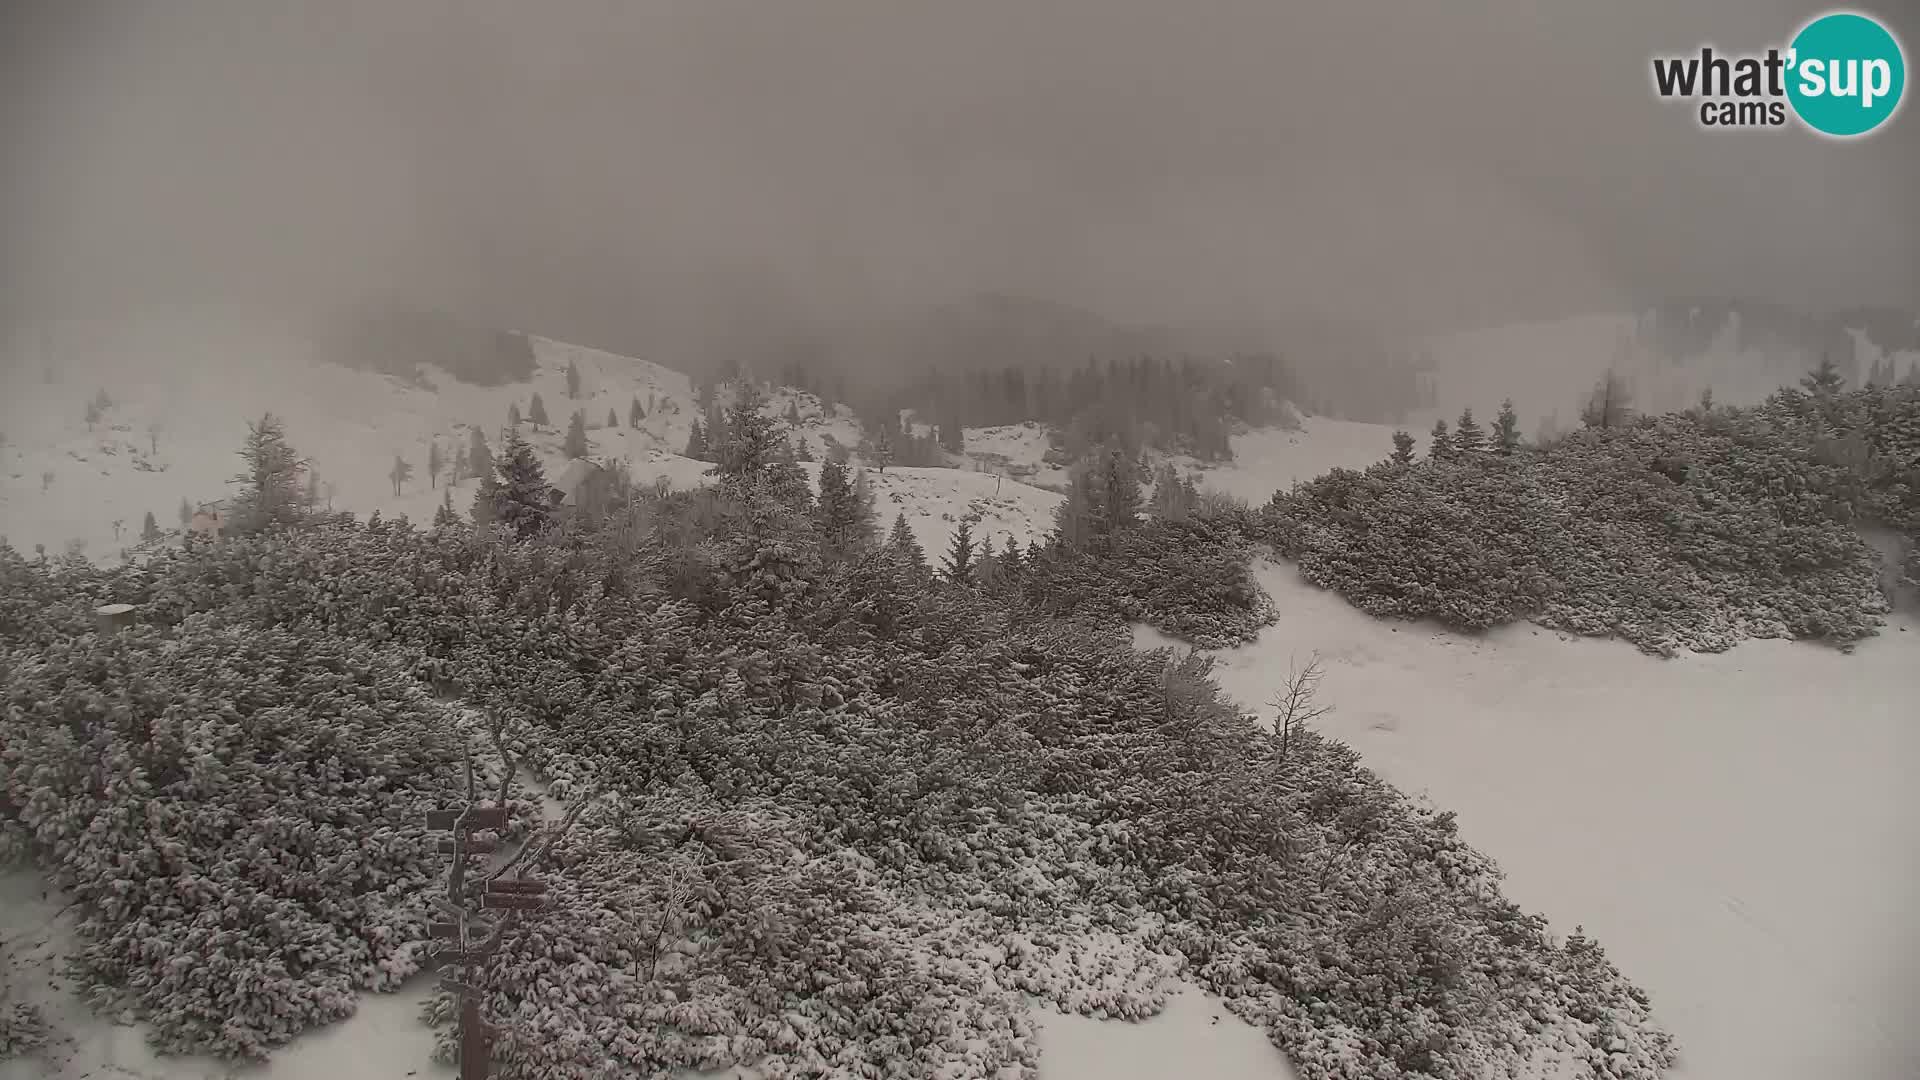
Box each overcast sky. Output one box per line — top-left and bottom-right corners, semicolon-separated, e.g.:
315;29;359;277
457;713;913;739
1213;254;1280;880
3;0;1915;356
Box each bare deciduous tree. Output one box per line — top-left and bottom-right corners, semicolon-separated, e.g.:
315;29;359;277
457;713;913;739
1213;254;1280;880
1267;653;1332;769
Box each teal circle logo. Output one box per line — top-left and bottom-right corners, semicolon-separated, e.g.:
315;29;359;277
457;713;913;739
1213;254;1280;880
1786;12;1906;137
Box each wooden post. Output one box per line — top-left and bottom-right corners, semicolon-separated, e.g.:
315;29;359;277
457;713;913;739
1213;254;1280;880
426;802;546;1080
94;603;136;635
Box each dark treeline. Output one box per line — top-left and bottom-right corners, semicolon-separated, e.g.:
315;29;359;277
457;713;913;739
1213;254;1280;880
805;349;1426;456
313;305;537;387
1636;298;1920;375
752;352;1403;467
895;354;1301;463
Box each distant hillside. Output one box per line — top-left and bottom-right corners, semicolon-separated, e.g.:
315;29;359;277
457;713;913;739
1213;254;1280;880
311;304;537;387
849;294;1420;425
0;311;1070;567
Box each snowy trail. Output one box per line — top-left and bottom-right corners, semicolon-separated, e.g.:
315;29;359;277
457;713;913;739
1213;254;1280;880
1139;561;1920;1080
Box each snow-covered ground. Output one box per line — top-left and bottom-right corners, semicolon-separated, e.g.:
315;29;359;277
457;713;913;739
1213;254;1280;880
961;423;1072;490
0;315;1064;563
855;463;1061;558
1138;563;1920;1080
763;385;867;465
1172;412;1920;1080
1169;418;1397;504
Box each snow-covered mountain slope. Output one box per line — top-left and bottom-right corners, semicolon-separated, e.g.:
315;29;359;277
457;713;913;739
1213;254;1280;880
1139;564;1920;1080
1167;418;1398;504
762;384;867;463
960;422;1073;489
0;314;1064;562
854;463;1062;557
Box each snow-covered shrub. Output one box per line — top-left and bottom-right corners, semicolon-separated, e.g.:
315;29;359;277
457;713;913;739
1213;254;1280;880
1014;514;1275;647
0;940;52;1061
429;794;1041;1080
1268;384;1920;654
0;1000;50;1058
1;500;1678;1079
0;625;472;1059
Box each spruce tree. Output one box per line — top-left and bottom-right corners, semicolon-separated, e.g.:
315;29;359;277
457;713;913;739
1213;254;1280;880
630;396;645;428
869;425;895;473
479;426;552;540
1099;445;1141;534
228;413;308;535
428;441;444;487
564;410;590;458
607;407;619;430
1455;407;1486;454
528;393;549;426
1390;429;1416;465
941;410;966;454
469;428;493;485
814;457;856;557
795;436;815;462
1801;355;1845;396
388;453;414;496
433;487;458;527
1150;461;1187;519
453;444;470;484
141;511;161;542
470;472;498;528
717;381;781;483
1051;466;1099;549
684;419;709;461
1429;418;1455;462
1493;399;1522;455
887;512;928;577
941;519;976;585
565;358;581;399
976;535;998;587
508;402;522;428
851;468;878;546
